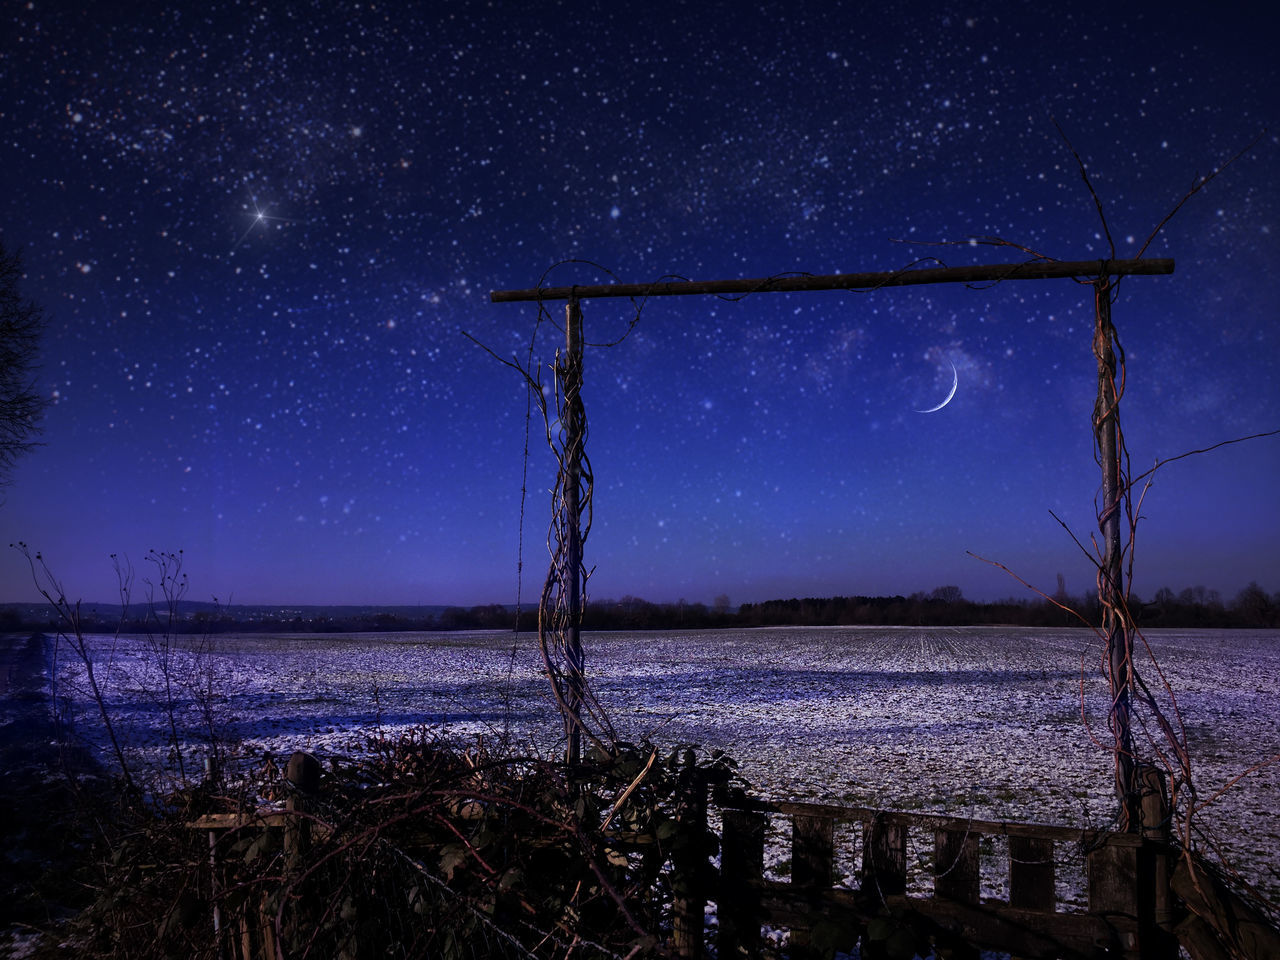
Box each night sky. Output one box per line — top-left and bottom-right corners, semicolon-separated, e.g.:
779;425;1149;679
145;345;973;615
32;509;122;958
2;2;1277;609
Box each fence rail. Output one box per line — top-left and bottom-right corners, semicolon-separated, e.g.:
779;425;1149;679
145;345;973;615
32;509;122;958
698;792;1171;960
186;753;1280;960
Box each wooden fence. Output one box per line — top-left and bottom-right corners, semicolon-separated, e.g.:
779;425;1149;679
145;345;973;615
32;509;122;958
695;793;1172;960
189;755;1280;960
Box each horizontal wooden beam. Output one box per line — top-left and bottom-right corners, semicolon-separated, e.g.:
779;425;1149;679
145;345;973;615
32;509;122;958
490;258;1174;303
718;793;1139;845
759;884;1135;960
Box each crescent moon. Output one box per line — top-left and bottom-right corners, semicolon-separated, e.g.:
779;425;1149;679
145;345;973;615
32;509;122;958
915;361;958;414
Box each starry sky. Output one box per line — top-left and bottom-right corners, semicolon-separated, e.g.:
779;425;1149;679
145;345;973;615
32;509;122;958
1;1;1277;609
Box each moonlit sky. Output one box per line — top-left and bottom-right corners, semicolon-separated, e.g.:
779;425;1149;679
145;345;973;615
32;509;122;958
2;2;1277;608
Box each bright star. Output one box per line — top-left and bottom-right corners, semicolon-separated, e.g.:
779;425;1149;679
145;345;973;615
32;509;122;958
230;197;297;253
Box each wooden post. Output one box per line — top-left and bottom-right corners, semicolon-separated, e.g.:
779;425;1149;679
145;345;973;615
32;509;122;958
1092;274;1136;830
1138;766;1177;958
672;774;709;959
285;750;320;867
933;828;981;960
789;815;836;958
1087;832;1143;958
1008;835;1056;960
1008;836;1056;911
203;756;225;950
793;814;835;889
563;297;585;766
719;809;766;959
863;816;908;898
934;828;980;903
275;752;321;960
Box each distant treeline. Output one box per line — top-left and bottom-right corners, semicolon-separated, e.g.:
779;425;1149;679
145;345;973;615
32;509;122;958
3;581;1277;634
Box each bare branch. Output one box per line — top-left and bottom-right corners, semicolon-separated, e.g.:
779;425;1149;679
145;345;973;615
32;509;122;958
1052;117;1116;259
1133;129;1265;262
965;549;1101;635
1048;509;1104;571
1130;427;1280;487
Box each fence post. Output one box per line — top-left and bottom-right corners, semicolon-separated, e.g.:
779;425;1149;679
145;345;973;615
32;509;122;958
561;296;586;766
719;808;766;959
1088;831;1143;959
200;756;230;955
934;827;981;960
1092;274;1138;830
934;827;980;903
1138;765;1177;959
285;751;321;867
789;814;835;959
862;815;907;899
1008;836;1056;911
672;773;709;959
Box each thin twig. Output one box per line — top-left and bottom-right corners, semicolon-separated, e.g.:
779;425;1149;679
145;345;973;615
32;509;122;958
1052;116;1115;259
1129;428;1280;487
1133;129;1265;263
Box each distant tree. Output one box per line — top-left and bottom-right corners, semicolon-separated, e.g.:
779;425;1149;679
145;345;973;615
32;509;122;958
929;585;964;604
0;240;47;485
712;593;731;615
1179;585;1215;607
1232;581;1275;627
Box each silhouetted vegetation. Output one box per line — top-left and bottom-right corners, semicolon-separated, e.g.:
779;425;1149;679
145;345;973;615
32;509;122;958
4;581;1277;635
15;733;735;960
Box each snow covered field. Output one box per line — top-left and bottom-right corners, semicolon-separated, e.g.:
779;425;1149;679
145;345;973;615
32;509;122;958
56;625;1280;900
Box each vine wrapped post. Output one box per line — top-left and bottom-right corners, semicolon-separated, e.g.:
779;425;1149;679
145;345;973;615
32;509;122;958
1092;274;1136;829
563;296;586;765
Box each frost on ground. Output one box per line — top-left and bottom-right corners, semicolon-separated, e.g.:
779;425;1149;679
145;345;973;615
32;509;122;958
55;625;1280;902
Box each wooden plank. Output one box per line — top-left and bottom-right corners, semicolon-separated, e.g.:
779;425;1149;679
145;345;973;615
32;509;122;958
1087;838;1141;958
934;828;980;904
1009;836;1056;912
719;795;1104;844
863;817;908;897
490;258;1174;302
789;815;836;960
1088;838;1139;917
718;809;766;959
792;814;835;890
671;777;709;960
933;828;982;960
1173;914;1231;960
187;811;285;830
756;883;1131;960
703;795;1163;958
1172;855;1280;960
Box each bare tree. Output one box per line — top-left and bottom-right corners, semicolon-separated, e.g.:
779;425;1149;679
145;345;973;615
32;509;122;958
0;239;47;485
